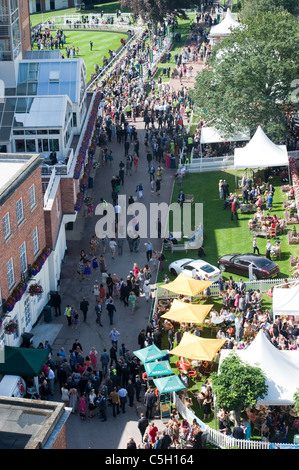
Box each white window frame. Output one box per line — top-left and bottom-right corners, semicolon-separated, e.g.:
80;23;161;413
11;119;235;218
32;226;39;255
16;197;24;225
3;213;11;240
7;258;15;290
19;241;27;274
29;184;36;210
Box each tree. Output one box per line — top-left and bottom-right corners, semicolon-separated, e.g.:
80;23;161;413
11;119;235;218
210;354;268;425
293;389;299;415
240;0;299;19
191;10;299;141
120;0;200;33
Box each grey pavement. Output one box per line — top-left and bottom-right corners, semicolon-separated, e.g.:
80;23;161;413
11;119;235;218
32;114;178;449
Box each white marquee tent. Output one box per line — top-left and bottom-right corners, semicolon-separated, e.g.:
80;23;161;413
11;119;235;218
200;126;250;145
234;126;290;184
234;126;289;170
219;330;299;405
209;8;240;40
272;283;299;318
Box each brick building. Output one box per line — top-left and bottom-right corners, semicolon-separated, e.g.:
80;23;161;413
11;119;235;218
0;153;50;344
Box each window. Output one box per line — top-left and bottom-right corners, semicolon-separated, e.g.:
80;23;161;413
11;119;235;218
32;226;39;255
3;212;11;240
19;242;27;274
29;184;36;210
24;296;31;327
7;258;15;290
16;197;24;224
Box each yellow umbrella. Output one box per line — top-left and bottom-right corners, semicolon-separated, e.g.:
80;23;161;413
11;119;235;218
160;299;213;324
169;332;226;362
162;273;213;297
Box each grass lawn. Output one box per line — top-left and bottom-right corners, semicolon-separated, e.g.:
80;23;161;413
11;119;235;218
158;170;298;285
32;30;128;81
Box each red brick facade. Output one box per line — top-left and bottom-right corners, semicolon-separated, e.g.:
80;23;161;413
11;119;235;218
0;162;46;300
18;0;31;58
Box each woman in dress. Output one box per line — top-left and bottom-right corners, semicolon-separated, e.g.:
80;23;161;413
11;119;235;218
90;347;98;370
79;393;87;420
92;256;98;273
88;389;97;418
77;258;85;281
128;291;136;315
61;383;70;406
69;387;79;414
92;280;100;302
84;261;91;280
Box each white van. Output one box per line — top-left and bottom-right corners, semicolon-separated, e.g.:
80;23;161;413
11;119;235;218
0;375;26;398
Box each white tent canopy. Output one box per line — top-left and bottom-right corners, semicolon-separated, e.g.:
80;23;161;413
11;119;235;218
273;284;299;318
200;126;250;145
234;126;289;170
209;8;240;38
219;330;299;405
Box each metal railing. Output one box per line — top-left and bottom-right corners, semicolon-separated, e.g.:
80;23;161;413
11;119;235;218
87;29;140;91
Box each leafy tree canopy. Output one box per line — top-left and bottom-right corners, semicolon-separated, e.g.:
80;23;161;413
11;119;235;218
191;9;299;141
120;0;201;25
240;0;299;19
210;354;268;419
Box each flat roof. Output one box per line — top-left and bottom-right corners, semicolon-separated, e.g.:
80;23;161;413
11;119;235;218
0;154;41;204
0;396;70;449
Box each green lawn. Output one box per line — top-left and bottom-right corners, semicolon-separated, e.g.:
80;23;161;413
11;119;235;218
32;30;127;81
159;170;298;284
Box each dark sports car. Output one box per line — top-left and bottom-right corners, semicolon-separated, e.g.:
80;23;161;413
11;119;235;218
217;253;279;280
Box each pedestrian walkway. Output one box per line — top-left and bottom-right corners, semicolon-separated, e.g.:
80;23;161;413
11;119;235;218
30;9;217;449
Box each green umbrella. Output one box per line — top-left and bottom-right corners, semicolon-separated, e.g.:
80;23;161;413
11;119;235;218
153;374;186;394
144;360;173;377
133;345;165;363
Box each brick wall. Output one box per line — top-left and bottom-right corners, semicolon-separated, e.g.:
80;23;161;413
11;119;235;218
60;178;77;214
18;0;32;58
0;166;46;299
50;424;67;449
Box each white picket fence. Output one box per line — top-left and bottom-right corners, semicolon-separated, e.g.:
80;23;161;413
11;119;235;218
172;391;299;449
155;277;293;303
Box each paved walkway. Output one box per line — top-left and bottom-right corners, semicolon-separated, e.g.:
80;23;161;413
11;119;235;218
31;10;217;449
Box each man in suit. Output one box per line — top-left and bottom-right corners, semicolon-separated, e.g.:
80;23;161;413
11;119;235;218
138;413;149;442
80;297;89;322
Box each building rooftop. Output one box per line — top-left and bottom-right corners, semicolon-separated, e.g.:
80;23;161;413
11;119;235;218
0;154;41;202
0;396;70;449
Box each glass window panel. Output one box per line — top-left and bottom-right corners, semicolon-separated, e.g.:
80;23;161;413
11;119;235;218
25;139;36;152
25;130;36;135
2;111;14;126
42;139;49;152
15;139;25;152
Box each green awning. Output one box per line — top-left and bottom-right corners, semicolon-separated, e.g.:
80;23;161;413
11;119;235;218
133;345;165;363
144;360;173;377
153;374;186;394
0;346;50;377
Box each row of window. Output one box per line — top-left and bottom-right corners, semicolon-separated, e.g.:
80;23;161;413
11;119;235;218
6;227;39;290
3;184;36;241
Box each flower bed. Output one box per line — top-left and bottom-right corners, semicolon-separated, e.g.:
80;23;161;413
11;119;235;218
284;211;298;225
4;281;28;312
73;92;103;180
290;255;299;266
28;283;43;296
4;320;18;335
31;247;52;275
288;230;299;244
